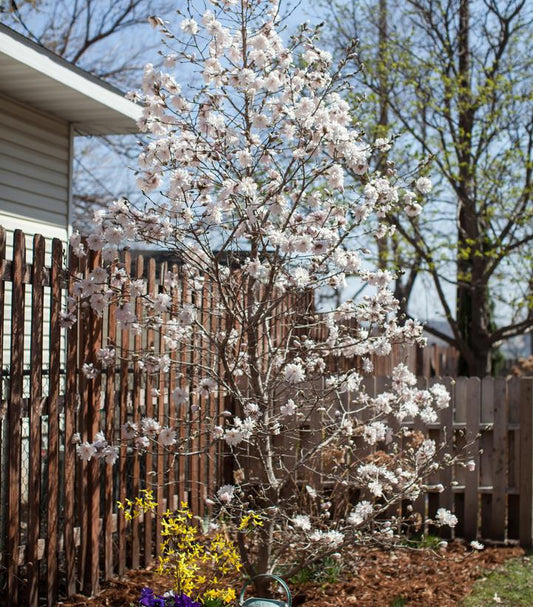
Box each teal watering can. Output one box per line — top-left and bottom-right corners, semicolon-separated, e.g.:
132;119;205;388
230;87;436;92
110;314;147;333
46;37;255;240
239;574;292;607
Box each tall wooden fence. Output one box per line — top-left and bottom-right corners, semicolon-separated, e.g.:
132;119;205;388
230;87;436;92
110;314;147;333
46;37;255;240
357;376;533;544
0;228;530;606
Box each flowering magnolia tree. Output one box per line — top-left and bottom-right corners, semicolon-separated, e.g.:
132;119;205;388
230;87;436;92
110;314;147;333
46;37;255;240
69;0;460;596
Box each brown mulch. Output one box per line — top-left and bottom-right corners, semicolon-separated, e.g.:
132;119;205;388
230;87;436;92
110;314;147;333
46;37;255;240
59;543;524;606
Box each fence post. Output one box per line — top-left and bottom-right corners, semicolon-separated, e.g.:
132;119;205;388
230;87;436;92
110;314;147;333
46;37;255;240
519;378;533;547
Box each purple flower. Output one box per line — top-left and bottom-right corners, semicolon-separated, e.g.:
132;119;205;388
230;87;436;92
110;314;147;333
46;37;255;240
174;594;201;607
139;587;166;607
139;588;200;607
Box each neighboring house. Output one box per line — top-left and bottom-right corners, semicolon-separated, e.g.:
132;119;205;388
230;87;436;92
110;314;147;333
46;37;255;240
0;23;141;255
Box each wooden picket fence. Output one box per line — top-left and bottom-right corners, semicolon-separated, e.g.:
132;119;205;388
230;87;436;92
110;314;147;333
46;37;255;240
0;229;234;606
0;227;531;607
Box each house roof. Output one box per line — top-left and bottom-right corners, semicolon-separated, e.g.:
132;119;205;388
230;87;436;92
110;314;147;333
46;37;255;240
0;24;143;135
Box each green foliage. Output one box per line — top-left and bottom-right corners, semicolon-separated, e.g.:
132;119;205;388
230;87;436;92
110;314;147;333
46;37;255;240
462;556;533;606
390;597;406;607
402;533;443;550
202;599;227;607
289;567;315;586
288;556;345;586
313;556;344;584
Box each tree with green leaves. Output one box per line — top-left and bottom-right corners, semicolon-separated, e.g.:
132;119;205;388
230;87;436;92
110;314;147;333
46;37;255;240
325;0;533;375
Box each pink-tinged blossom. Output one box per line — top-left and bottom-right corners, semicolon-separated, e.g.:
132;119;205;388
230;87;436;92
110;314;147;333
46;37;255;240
198;377;217;397
224;428;244;447
101;446;119;465
430;384;450;409
172;387;189;405
310;530;344;548
180;18;199;35
217;484;235;503
141;417;161;436
135;436;150;450
347;501;374;526
159;427;177;446
93;431;107;449
362;422;388;446
280;399;297;417
178;304;196;325
77;442;97;461
243;402;260;416
122;421;138;440
415;439;436;465
96;347;115;367
82;363;98;379
69;232;86;257
212;426;224;440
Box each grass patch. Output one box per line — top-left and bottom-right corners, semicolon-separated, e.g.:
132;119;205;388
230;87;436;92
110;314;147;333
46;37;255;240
462;555;533;606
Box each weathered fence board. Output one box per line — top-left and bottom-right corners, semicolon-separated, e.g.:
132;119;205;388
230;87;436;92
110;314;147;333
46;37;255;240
47;238;62;605
7;229;25;605
27;233;44;607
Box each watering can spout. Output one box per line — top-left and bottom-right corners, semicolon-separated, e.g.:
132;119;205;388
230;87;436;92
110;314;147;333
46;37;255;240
239;573;292;607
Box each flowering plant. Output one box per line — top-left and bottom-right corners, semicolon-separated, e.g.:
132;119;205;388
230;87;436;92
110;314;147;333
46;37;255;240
120;495;239;605
72;0;462;591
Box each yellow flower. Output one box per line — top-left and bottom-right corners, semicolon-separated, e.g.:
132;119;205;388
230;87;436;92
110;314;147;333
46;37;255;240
238;511;264;531
203;587;237;604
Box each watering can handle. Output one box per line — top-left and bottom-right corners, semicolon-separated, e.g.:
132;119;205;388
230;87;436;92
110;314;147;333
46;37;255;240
239;574;292;606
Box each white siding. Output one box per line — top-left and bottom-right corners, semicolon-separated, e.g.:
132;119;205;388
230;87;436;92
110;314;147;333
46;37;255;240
0;94;70;376
0;92;69;254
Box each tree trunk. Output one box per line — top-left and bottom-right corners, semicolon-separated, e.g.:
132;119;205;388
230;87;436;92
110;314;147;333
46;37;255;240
455;0;492;377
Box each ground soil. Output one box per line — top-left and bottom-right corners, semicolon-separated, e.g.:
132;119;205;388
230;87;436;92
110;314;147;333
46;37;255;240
58;542;523;606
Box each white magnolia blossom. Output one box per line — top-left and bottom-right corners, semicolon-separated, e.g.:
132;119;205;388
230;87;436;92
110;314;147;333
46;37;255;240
82;363;98;379
292;514;312;531
283;363;306;384
280;399;297;417
415;177;433;194
435;508;458;528
347;501;374;526
310;529;345;548
159;427;177;446
77;442;97;462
